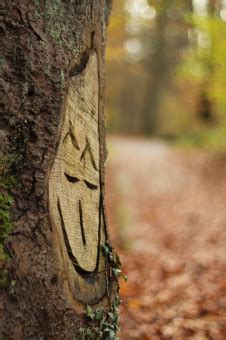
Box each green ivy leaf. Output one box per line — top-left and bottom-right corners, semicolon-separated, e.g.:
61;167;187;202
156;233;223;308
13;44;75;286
112;268;122;278
95;308;104;321
122;274;128;282
109;330;117;339
86;305;94;320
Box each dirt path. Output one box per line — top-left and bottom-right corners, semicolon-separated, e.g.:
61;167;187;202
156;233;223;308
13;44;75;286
105;136;226;339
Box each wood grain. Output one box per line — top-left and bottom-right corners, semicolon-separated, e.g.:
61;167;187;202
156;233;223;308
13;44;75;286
49;53;107;304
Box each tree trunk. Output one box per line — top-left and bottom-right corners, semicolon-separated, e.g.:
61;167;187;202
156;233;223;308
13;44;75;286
197;0;217;123
142;0;193;136
0;1;119;338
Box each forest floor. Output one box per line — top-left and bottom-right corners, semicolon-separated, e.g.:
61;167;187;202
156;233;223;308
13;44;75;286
105;136;226;340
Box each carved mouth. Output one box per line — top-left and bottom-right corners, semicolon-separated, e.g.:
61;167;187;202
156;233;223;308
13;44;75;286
57;197;100;278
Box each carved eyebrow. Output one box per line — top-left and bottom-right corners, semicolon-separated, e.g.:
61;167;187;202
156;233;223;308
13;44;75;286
70;131;80;150
80;137;98;171
64;173;80;183
84;180;98;190
63;121;80;151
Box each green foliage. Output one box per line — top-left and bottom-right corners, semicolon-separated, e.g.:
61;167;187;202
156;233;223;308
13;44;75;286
77;296;121;339
174;125;226;151
76;241;125;339
102;241;127;282
181;14;226;115
106;0;226;150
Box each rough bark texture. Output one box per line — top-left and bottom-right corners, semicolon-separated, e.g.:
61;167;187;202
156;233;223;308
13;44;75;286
0;1;114;338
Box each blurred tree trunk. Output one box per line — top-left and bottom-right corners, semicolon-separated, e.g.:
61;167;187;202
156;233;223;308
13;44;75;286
142;0;193;136
197;0;219;122
142;4;168;135
0;1;118;339
208;0;220;14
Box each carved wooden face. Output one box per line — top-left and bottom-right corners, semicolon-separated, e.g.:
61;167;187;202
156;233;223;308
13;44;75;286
57;118;100;272
49;53;106;304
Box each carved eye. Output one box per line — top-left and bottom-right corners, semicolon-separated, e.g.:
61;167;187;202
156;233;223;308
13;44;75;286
64;173;80;183
84;180;98;190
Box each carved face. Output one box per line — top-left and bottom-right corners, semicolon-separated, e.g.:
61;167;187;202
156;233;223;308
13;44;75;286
55;118;100;273
49;53;106;303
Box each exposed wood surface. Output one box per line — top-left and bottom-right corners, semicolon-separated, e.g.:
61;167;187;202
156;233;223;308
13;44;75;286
49;53;107;304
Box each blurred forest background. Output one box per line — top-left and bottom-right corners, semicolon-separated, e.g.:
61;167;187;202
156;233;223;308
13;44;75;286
105;1;226;338
106;0;226;150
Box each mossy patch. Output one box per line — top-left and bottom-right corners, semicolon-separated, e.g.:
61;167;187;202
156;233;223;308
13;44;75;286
0;155;17;287
0;191;13;241
0;189;13;287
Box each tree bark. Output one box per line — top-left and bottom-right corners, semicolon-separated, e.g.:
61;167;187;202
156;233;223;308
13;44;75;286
0;1;118;338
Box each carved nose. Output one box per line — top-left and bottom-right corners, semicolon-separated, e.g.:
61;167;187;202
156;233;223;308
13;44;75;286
78;200;86;246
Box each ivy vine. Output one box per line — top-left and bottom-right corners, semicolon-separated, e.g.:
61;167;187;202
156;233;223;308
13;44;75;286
75;241;127;339
77;296;121;339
